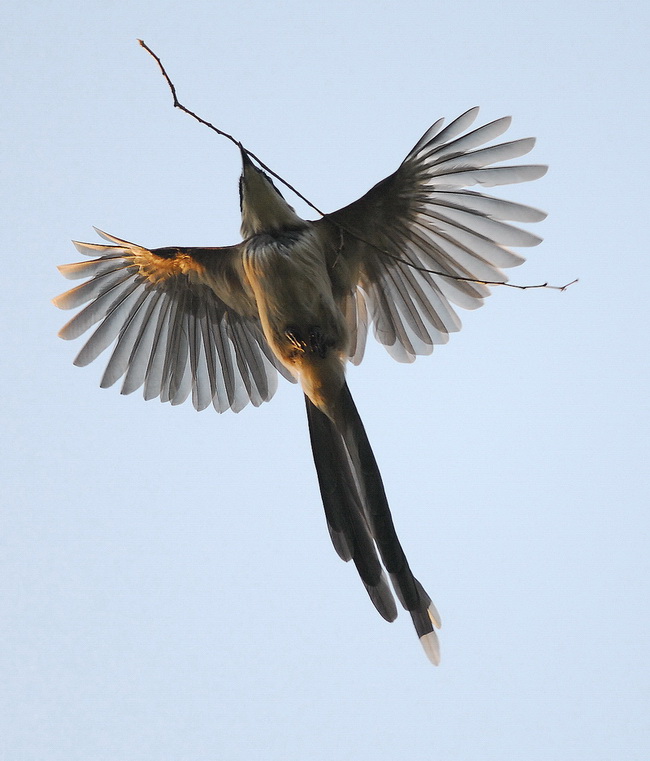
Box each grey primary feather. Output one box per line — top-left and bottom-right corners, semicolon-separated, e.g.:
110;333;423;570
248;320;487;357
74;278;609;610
427;137;537;173
143;294;175;401
54;267;134;313
428;165;547;188
111;293;165;394
416;106;482;153
207;305;238;411
416;115;512;163
189;309;212;412
74;282;147;367
408;116;446;155
57;256;130;281
58;275;138;341
119;292;167;394
425;190;547;223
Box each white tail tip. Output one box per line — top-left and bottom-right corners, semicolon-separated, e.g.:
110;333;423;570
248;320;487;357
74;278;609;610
420;630;441;666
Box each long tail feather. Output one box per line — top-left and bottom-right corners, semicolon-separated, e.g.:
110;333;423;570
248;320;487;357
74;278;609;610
305;396;398;623
307;382;441;665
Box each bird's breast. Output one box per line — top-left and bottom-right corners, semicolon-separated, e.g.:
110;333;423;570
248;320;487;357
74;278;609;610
242;229;337;325
242;228;349;399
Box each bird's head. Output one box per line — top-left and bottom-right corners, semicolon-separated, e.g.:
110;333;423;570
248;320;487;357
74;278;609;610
238;145;306;239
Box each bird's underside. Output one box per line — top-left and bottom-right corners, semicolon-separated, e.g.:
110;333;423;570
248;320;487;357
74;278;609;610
54;107;547;664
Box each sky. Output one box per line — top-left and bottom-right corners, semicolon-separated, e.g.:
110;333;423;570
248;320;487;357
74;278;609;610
2;1;649;759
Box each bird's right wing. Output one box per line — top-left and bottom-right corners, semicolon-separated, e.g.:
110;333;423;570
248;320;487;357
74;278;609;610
53;229;295;412
313;107;548;363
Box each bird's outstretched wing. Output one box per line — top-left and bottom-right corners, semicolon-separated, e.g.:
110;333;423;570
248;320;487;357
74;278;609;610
53;229;294;412
313;107;548;363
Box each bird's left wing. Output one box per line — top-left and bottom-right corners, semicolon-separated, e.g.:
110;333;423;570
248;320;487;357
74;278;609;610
313;107;548;363
53;229;295;412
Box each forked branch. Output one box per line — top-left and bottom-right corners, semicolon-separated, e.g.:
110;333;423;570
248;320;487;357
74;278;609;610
138;39;576;293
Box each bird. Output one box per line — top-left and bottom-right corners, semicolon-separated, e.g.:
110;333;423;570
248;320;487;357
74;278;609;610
53;106;547;665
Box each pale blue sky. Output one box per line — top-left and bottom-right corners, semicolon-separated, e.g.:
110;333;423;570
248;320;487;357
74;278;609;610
2;1;649;759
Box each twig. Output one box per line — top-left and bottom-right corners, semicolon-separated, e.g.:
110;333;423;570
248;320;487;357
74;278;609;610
137;40;325;216
138;39;576;293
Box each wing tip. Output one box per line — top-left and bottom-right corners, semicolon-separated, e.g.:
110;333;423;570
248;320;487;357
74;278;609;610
534;164;549;179
93;227;142;250
51;293;67;310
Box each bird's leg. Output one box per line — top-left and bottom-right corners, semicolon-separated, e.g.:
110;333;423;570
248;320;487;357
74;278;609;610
284;326;307;353
284;325;334;360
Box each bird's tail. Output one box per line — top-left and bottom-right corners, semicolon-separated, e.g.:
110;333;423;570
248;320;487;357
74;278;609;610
305;381;441;665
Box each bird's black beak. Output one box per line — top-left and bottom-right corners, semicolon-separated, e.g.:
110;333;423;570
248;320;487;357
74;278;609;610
239;143;253;167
